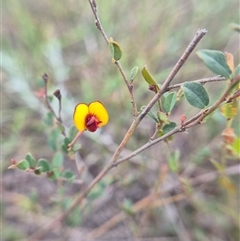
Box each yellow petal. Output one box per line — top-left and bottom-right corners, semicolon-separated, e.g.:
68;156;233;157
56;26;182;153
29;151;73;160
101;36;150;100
88;101;109;127
73;103;89;131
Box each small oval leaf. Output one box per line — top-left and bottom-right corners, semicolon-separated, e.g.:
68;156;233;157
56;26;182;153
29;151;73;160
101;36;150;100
25;152;36;168
162;92;177;113
52;152;64;168
62;137;71;153
72;143;81;153
17;159;30;170
197;49;232;79
38;158;50;172
129;66;139;82
69;126;78;142
162;122;177;134
61;169;76;182
48;128;60;151
142;66;159;91
109;38;122;61
182;82;209;109
140;106;158;123
157;111;170;124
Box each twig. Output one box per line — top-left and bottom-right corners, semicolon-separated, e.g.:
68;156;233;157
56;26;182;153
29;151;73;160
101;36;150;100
53;89;63;123
115;61;138;117
114;127;182;166
88;0;109;44
42;73;60;123
42;74;83;178
88;0;138;117
167;76;226;90
226;89;240;102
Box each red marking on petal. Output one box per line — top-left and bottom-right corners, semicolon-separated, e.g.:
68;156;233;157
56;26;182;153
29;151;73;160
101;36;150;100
85;114;102;132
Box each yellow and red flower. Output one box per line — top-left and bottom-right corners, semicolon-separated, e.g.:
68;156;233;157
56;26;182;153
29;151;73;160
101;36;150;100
73;101;109;132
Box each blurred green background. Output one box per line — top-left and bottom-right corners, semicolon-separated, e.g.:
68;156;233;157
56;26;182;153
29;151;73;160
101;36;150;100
2;0;239;240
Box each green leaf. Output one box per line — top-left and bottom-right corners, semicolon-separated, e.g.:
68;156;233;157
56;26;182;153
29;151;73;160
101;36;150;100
220;99;238;119
48;128;60;151
25;152;36;168
17;159;30;170
69;125;78;142
52;152;64;168
62;137;71;153
72;143;81;153
142;66;160;91
197;49;232;78
109;38;122;61
157;111;170;124
162;122;177;134
38;158;50;172
168;150;180;172
129;66;139;82
61;169;76;182
140;106;159;123
182;82;209;109
162;92;177;113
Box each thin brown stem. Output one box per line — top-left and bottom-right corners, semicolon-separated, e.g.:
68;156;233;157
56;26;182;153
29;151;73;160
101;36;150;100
167;76;226;91
88;0;109;44
42;74;60;123
227;89;240;102
115;61;138;117
88;0;138;116
68;131;84;150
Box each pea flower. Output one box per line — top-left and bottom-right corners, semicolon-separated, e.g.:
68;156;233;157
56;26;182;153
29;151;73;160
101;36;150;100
74;101;109;132
68;101;109;149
